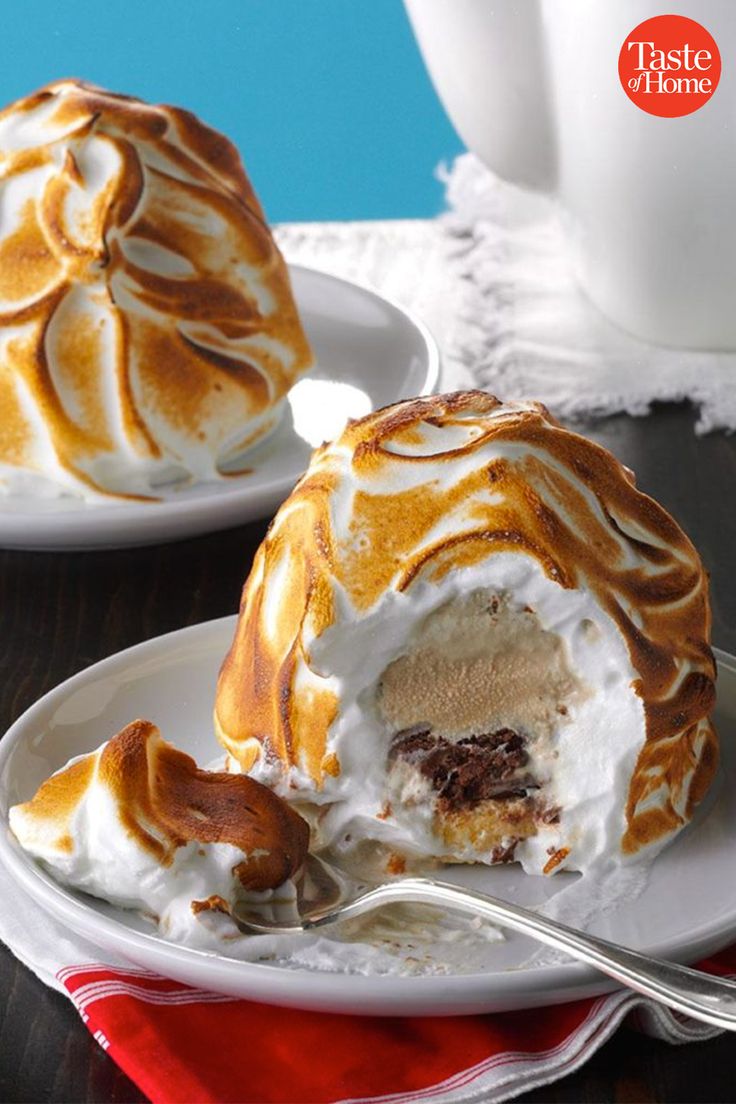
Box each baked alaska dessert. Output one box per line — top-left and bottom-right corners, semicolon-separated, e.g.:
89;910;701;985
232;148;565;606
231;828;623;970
9;720;309;943
0;80;312;500
215;391;718;877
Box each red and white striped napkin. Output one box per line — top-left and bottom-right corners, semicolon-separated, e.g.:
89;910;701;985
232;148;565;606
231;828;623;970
0;855;729;1104
52;953;730;1104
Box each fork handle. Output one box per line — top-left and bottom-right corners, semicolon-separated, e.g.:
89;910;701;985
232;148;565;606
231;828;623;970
306;876;736;1031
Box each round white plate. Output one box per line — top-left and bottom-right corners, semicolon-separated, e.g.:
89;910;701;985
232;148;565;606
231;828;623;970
0;265;439;552
0;618;734;1017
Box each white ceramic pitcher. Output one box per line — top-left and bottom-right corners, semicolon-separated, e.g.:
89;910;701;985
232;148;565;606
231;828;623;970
405;0;736;349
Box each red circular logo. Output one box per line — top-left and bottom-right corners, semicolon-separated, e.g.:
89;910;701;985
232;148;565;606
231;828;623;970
619;14;720;117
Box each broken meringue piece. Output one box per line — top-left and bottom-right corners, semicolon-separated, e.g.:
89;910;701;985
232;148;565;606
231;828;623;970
9;719;310;938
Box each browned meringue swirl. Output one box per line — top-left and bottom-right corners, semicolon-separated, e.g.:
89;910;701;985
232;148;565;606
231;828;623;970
0;80;312;497
14;719;310;890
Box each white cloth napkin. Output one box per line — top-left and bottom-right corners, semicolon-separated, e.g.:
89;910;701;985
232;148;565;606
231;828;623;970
277;154;736;432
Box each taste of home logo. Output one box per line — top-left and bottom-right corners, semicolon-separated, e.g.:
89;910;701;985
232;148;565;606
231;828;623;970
619;14;721;117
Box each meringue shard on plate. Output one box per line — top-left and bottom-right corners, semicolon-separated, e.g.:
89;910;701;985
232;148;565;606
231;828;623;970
9;719;309;941
215;391;718;876
0;80;313;500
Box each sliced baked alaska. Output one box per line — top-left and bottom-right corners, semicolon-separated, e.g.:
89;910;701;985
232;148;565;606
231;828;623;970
215;391;718;876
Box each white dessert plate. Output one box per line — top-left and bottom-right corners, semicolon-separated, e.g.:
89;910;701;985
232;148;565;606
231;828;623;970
0;265;439;552
0;617;735;1017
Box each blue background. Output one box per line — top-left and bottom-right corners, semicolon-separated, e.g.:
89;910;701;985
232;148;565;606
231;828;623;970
1;0;464;223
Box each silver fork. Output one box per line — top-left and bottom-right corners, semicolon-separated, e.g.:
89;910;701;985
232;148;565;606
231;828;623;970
235;854;736;1030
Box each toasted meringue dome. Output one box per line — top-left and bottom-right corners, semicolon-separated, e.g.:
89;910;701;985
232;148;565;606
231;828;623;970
9;719;309;940
0;80;313;500
215;391;718;876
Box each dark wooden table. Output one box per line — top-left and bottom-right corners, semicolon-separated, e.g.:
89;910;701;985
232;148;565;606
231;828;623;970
1;403;735;1103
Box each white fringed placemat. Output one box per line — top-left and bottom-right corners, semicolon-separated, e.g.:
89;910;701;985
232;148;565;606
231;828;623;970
277;154;736;433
